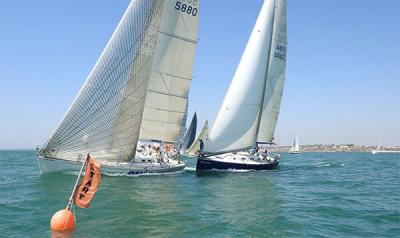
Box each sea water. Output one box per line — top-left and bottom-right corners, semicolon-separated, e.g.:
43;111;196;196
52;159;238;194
0;150;399;237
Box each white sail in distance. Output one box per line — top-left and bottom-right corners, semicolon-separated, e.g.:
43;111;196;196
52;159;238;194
290;137;299;153
257;0;287;143
39;0;183;162
205;0;276;153
138;0;199;143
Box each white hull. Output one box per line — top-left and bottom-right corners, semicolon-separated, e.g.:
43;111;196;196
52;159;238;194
290;151;300;154
37;156;185;176
371;150;400;154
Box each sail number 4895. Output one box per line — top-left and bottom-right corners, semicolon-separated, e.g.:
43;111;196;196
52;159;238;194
175;1;198;16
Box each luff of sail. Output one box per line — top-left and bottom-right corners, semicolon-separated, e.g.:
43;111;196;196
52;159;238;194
138;0;199;143
205;0;276;153
40;0;165;161
257;0;287;143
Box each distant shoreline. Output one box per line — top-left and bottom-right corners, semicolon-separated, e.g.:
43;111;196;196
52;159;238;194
269;144;400;153
1;145;399;153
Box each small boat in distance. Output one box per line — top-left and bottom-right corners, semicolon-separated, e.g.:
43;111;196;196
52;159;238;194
37;0;199;175
197;0;287;171
290;137;300;154
371;145;400;154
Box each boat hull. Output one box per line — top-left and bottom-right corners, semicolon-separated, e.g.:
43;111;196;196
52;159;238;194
196;153;280;171
37;156;185;176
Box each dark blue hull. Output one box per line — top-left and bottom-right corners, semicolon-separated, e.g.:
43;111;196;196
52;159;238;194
196;158;279;171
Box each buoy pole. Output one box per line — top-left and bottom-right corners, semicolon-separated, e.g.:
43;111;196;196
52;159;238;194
67;154;89;209
50;154;89;231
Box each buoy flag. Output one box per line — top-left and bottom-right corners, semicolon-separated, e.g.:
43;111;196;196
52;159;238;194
74;157;101;208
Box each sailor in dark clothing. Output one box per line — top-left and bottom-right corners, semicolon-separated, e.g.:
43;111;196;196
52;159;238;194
199;139;204;158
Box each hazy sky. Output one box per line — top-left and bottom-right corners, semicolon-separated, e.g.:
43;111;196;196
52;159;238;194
0;0;399;148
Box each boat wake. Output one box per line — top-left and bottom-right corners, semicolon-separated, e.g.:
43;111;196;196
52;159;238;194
184;167;196;172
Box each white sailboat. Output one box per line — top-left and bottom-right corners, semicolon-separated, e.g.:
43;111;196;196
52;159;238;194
290;137;300;154
197;0;286;171
37;0;199;175
371;145;400;154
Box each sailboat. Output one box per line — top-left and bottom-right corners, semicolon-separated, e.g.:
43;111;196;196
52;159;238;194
371;145;400;154
290;137;300;154
37;0;199;175
197;0;286;171
180;112;197;154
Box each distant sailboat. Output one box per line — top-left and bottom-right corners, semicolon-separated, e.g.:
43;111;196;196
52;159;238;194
197;0;286;171
290;137;300;154
371;145;400;154
37;0;199;175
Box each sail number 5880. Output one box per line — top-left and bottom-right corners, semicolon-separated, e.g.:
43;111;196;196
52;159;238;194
175;1;198;16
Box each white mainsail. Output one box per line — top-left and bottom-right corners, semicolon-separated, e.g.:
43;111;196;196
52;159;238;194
40;0;199;161
138;0;199;142
187;120;208;156
205;0;278;153
290;137;300;153
257;0;287;143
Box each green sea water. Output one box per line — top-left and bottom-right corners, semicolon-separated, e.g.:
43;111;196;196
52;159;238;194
0;150;399;237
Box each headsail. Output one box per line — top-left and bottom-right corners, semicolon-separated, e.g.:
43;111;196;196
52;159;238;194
40;0;165;161
181;112;197;150
205;0;276;153
187;120;208;156
290;137;299;152
138;0;199;143
257;0;287;143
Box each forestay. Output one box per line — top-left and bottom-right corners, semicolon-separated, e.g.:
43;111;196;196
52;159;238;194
205;0;276;153
40;0;165;161
257;0;287;143
138;0;199;142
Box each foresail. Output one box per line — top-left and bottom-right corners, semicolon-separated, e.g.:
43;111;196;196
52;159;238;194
139;0;199;142
187;120;208;156
181;112;197;150
40;0;164;161
257;0;287;143
205;0;275;153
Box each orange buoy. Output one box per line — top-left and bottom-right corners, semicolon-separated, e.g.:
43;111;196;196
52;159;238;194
50;208;76;231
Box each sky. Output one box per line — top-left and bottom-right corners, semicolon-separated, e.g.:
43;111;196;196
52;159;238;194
0;0;399;149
